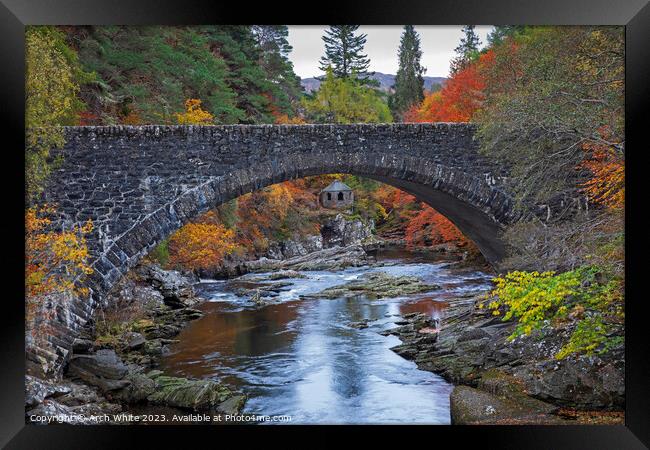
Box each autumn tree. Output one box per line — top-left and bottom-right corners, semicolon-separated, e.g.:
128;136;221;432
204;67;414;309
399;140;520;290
405;205;466;248
176;99;214;125
302;68;391;124
25;26;90;199
168;221;236;271
390;25;426;119
476;27;624;209
26;205;94;344
404;50;492;122
319;26;372;82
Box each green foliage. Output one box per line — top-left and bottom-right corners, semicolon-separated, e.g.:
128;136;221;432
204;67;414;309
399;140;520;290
319;25;372;82
77;26;237;123
342;175;381;192
149;238;170;267
215;199;239;229
75;26;299;125
486;26;526;46
252;25;303;113
25;26;91;199
485;266;624;359
302;69;392;124
390;25;425;118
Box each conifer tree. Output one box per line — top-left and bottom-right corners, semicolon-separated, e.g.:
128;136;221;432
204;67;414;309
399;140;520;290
252;25;302;106
390;25;426;119
319;25;372;81
450;25;481;74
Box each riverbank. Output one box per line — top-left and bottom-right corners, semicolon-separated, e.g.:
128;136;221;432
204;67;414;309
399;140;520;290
382;294;625;424
26;264;247;424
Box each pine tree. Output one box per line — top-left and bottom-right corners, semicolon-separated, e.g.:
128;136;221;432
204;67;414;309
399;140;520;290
252;25;302;109
487;26;525;46
390;25;426;119
318;25;372;81
450;25;481;74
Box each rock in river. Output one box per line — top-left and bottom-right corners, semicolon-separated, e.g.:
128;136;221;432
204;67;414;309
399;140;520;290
304;271;441;299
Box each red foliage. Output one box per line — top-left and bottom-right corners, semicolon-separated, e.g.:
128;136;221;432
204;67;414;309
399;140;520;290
405;204;467;248
78;110;99;126
408;50;496;123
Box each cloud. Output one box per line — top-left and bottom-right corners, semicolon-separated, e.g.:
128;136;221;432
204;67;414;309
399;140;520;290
287;25;493;79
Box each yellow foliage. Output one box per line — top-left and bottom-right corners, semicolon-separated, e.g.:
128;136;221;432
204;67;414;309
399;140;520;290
25;27;82;198
26;205;94;299
175;98;214;125
264;184;293;222
26;205;94;345
485;267;624;359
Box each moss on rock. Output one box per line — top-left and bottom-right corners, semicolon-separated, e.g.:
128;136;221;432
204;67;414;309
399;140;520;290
305;271;440;299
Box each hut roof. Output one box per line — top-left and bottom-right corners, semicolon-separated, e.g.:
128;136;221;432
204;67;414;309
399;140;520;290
321;180;352;193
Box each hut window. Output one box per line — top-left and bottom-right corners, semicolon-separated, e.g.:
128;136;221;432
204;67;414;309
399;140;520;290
338;192;344;201
327;193;332;200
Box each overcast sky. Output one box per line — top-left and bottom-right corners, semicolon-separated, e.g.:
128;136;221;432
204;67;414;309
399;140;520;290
287;26;493;79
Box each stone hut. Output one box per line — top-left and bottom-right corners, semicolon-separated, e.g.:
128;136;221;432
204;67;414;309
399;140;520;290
319;180;354;209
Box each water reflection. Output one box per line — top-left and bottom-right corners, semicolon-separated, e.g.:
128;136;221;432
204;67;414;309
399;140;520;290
160;258;492;424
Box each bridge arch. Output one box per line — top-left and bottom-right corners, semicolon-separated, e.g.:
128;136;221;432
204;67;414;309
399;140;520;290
105;152;514;283
33;123;523;374
44;129;521;300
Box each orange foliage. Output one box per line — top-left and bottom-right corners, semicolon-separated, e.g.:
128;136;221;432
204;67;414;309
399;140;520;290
26;205;94;343
121;110;142;125
580;146;624;210
78;110;99;126
274;113;306;124
407;50;495;123
168;222;236;271
405;204;466;248
26;205;94;299
265;92;306;124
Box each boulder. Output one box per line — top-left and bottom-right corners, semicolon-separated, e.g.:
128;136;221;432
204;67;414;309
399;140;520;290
450;385;560;425
138;264;198;308
457;327;491;342
124;332;146;350
321;214;374;248
513;356;625;409
71;338;94;354
25;375;72;408
113;370;157;403
267;234;324;259
67;349;131;392
146;373;246;412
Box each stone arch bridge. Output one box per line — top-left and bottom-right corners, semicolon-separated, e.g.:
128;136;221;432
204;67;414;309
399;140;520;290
44;123;521;292
34;123;522;373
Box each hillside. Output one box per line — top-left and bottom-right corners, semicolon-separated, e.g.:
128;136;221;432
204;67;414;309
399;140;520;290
301;72;446;94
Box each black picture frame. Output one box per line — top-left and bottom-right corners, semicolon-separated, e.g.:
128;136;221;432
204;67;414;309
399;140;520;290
1;0;648;447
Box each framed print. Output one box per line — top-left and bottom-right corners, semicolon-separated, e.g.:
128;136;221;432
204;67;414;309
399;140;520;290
1;0;649;447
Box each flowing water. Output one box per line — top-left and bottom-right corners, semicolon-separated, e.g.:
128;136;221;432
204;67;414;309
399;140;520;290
159;251;493;424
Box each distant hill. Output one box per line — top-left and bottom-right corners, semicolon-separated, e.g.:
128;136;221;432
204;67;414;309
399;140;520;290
300;72;446;94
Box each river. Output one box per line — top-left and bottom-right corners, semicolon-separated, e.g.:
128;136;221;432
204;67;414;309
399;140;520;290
159;251;493;424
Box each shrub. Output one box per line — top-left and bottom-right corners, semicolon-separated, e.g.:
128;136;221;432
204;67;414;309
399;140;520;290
483;266;623;359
